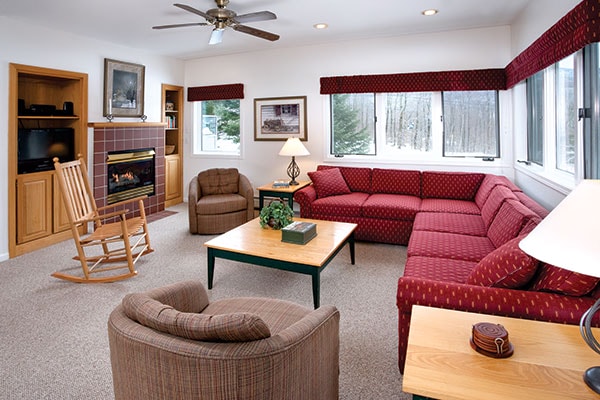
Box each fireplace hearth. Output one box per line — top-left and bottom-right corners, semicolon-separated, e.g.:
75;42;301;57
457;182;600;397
107;148;155;204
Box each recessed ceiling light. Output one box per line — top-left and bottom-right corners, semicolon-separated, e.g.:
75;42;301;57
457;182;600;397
313;23;328;29
422;9;438;16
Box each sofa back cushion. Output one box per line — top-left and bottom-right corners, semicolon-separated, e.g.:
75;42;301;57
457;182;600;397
466;236;539;288
531;263;600;296
480;185;518;228
198;168;239;195
122;293;271;342
317;165;372;193
487;200;539;248
308;168;351;198
475;174;507;208
421;171;485;200
371;168;421;196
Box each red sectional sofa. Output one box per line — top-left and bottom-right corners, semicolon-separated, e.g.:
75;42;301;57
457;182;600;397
294;165;600;374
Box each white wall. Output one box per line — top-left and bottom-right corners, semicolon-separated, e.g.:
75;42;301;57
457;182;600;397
0;17;185;261
183;26;514;198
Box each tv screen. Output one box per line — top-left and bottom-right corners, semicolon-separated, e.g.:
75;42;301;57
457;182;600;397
18;128;75;174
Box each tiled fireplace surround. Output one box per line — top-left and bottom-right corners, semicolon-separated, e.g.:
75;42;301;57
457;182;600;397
92;123;166;218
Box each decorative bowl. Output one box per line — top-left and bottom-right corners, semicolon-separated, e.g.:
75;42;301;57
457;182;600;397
165;145;176;155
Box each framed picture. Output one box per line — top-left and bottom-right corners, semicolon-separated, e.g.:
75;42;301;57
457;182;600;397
103;58;145;117
254;96;307;141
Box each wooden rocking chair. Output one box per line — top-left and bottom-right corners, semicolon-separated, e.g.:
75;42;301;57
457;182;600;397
52;156;153;283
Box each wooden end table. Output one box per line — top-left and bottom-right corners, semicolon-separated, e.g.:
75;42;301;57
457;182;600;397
257;180;311;209
204;217;357;309
403;305;600;400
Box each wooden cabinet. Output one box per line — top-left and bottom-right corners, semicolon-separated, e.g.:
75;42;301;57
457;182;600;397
8;64;88;257
161;84;184;207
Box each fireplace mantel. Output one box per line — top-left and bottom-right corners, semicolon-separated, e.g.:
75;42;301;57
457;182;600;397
88;122;167;128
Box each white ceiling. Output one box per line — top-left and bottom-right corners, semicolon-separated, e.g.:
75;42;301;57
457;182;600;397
0;0;532;60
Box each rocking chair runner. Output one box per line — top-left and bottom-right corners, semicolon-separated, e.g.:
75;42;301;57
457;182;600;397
52;156;153;283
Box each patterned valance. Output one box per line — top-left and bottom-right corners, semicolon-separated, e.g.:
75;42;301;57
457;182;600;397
320;69;506;94
505;0;600;88
188;83;244;101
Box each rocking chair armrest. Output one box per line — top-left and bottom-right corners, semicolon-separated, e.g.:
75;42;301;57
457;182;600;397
76;209;130;225
96;195;147;212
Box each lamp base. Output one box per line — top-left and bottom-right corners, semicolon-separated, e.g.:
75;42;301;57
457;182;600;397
584;366;600;394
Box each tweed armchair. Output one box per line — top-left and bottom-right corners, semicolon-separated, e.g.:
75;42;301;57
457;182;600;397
189;168;254;234
107;280;340;400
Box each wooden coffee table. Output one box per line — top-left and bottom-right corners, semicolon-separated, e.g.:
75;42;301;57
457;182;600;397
204;217;357;309
403;305;600;400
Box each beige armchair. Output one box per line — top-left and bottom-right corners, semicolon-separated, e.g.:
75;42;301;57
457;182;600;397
188;168;254;234
108;280;340;400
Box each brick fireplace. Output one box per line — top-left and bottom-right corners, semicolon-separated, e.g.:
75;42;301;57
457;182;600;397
91;123;166;217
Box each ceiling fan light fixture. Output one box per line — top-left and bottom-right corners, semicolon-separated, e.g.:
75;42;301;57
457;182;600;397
421;9;439;16
313;23;328;29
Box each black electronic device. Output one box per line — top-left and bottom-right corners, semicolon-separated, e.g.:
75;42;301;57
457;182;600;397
17;128;75;174
28;104;57;116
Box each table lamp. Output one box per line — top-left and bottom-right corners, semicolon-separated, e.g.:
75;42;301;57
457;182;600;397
519;179;600;393
278;137;310;185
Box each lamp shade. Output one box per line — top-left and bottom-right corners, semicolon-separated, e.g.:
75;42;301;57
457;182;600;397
278;138;310;157
519;180;600;277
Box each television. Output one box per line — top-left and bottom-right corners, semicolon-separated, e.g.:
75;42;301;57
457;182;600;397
18;128;75;174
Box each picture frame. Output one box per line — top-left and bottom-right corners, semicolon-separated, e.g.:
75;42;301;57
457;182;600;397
254;96;307;141
103;58;145;117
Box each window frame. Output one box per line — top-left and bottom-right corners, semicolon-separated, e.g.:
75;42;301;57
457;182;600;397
191;99;243;158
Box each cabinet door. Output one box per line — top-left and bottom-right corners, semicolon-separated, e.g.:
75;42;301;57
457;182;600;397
165;155;182;201
17;173;53;243
53;174;70;233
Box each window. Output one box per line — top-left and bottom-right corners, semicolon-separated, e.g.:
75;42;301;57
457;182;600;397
555;55;576;173
526;71;544;165
442;91;499;157
193;99;241;155
330;90;498;159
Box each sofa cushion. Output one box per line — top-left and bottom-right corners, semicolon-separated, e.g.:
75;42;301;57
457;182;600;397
308;168;351;198
407;231;495;262
196;193;248;215
480;185;518;228
404;256;476;283
487;200;539;248
421;171;485;200
317;165;372;193
466;236;539;288
371;168;421;196
412;212;486;236
531;263;600;296
198;168;239;195
419;198;481;214
312;192;368;218
475;174;509;208
515;191;549;219
122;293;271;342
361;194;421;221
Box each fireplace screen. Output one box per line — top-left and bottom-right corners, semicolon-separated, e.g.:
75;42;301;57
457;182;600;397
107;148;155;204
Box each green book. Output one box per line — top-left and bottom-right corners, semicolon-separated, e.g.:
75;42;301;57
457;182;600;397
281;221;317;245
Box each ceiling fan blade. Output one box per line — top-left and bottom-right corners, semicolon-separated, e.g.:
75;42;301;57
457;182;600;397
233;24;280;41
152;22;208;30
174;3;214;22
234;11;277;24
209;29;224;45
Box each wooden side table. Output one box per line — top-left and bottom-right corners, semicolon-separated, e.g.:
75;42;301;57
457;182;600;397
257;180;311;209
403;305;600;400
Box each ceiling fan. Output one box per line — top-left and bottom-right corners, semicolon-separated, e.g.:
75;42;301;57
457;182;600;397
153;0;280;45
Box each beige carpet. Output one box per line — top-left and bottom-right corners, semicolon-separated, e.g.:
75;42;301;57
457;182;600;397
0;203;411;399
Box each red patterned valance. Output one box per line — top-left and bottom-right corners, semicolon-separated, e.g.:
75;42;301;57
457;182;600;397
188;83;244;101
320;69;506;94
506;0;600;88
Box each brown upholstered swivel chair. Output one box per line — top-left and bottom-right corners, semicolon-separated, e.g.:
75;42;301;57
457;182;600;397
108;280;340;400
188;168;254;234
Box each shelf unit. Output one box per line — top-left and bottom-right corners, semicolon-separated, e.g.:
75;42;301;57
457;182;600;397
8;63;88;257
161;84;184;207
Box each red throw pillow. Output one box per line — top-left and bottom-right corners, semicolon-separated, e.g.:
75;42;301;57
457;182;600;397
466;236;539;288
308;168;351;198
531;263;600;296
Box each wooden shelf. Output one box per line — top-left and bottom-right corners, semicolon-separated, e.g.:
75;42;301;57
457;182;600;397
19;115;80;120
88;122;167;128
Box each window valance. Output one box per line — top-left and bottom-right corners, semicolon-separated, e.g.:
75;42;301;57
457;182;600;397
188;83;244;101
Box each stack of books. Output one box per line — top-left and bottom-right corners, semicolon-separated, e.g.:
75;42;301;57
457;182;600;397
272;180;290;188
281;221;317;245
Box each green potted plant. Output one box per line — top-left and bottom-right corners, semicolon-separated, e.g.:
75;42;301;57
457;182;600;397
259;200;294;229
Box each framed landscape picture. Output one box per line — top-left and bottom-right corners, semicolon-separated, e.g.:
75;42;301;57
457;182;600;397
254;96;307;141
103;58;145;117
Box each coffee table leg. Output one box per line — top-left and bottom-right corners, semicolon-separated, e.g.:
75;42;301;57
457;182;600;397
312;272;320;309
349;232;355;265
207;248;215;289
